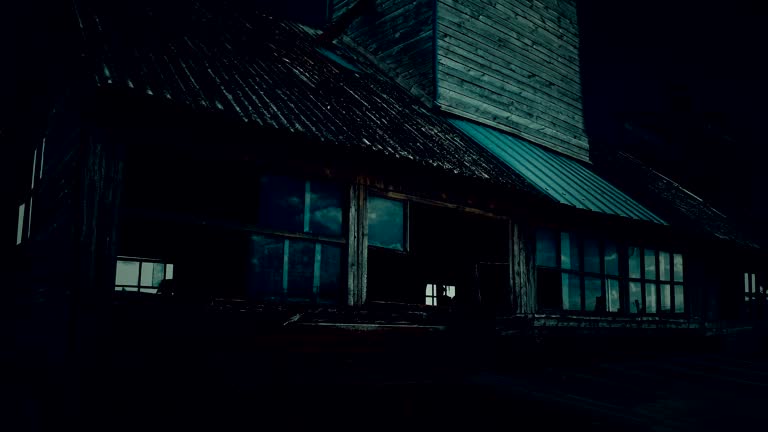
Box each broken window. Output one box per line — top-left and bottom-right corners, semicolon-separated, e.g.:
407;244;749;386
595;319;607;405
367;196;405;250
115;257;174;294
627;247;684;314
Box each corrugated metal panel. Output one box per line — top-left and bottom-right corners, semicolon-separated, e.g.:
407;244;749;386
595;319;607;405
71;0;542;197
450;118;666;224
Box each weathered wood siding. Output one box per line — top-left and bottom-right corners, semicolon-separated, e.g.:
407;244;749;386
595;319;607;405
510;221;536;314
335;0;435;104
436;0;589;161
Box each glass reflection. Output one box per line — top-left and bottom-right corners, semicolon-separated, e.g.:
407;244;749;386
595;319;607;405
674;285;684;312
660;283;671;312
607;278;620;312
644;249;656;279
535;228;557;267
659;251;670;281
561;273;581;310
673;253;684;281
560;232;580;271
584;239;600;274
645;282;657;313
628;247;641;278
287;240;315;300
309;182;343;237
604;242;619;276
629;281;642;313
259;176;304;233
585;276;602;311
368;196;404;250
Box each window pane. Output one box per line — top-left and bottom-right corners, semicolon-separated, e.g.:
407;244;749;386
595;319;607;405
659;251;670;281
166;264;174;279
535;228;557;267
318;243;342;303
751;274;757;294
629;281;642;313
16;203;25;245
247;235;285;300
560;232;580;271
309;181;343;237
287;240;315;300
674;285;685;313
645;282;657;313
425;284;434;297
644;249;656;280
745;273;751;293
606;278;620;312
259;176;305;233
584;276;602;312
140;263;153;286
660;283;671;312
584;239;600;274
151;263;166;287
604;241;619;276
673;253;684;281
562;273;581;310
628;246;641;278
368;196;404;250
116;261;140;286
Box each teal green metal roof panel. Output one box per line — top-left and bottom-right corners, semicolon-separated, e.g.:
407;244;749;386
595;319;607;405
450;119;666;225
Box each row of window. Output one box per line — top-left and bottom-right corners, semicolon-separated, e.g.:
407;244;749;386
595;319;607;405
112;175;697;314
536;229;685;315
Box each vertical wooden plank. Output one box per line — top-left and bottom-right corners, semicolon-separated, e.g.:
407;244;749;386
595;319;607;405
511;222;536;314
347;178;369;306
358;182;368;304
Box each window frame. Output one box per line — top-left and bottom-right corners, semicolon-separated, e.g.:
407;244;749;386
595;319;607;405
366;192;409;253
535;228;686;317
537;230;621;315
627;246;684;315
114;256;175;294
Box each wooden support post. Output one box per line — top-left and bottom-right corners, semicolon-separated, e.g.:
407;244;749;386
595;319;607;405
347;178;368;306
510;221;536;314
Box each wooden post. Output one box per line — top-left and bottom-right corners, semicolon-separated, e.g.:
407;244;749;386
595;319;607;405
347;178;368;306
510;221;536;315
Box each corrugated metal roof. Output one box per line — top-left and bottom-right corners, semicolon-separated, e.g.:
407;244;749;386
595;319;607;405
450;118;666;224
70;0;543;197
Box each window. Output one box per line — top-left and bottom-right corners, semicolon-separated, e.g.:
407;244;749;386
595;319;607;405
248;176;345;303
367;196;405;250
258;176;343;237
247;234;342;303
115;257;174;294
536;229;620;313
627;247;684;314
425;283;455;306
535;229;685;315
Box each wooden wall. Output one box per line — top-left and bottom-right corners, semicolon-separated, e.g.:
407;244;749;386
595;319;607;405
334;0;435;105
436;0;589;161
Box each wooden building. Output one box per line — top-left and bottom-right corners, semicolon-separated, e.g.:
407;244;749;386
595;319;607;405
5;0;767;428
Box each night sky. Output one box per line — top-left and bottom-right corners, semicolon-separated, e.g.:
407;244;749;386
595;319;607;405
2;0;766;245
